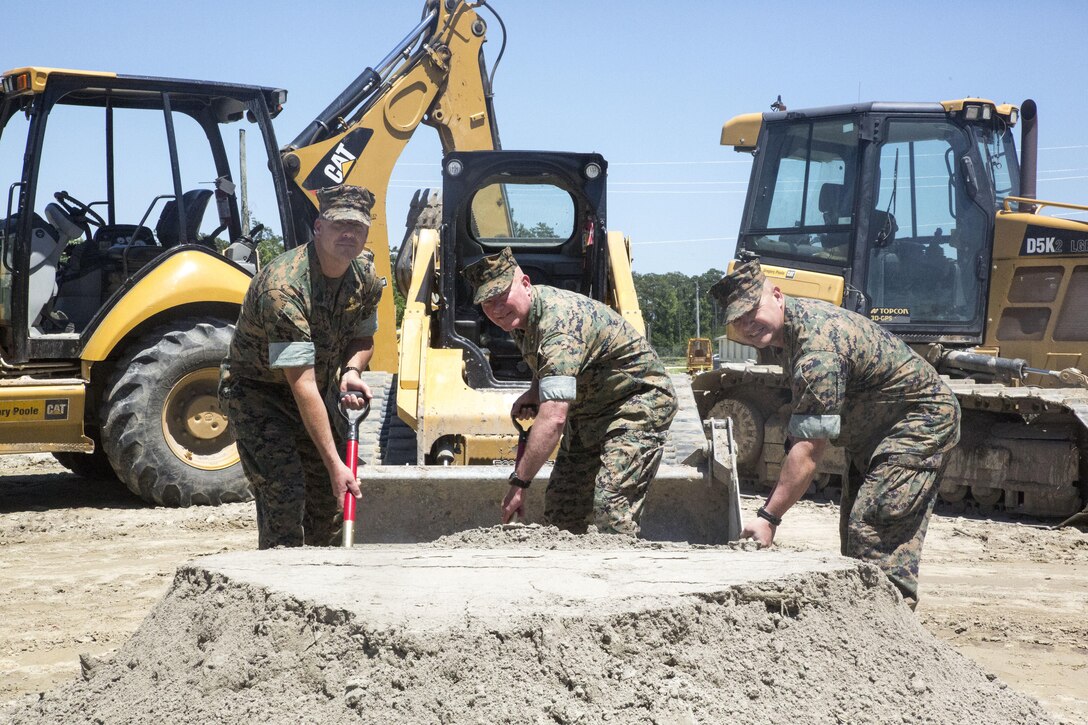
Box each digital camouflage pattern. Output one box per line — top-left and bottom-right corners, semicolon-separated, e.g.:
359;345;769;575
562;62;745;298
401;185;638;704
223;243;383;395
513;285;678;535
316;184;375;226
462;246;518;304
548;427;669;535
221;382;342;548
780;296;960;601
781;297;959;462
707;258;766;324
840;454;947;604
219;242;384;548
513;285;676;437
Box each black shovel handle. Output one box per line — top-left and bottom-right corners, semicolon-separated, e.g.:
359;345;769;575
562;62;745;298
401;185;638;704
338;391;371;441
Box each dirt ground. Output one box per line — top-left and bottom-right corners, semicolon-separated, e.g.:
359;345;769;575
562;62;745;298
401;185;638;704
2;453;1086;723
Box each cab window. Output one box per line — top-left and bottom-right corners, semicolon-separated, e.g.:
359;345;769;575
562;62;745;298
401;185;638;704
742;118;859;264
865;119;988;328
470;182;574;247
975;125;1019;208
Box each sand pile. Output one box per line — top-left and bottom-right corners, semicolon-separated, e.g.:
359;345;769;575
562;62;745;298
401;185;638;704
5;525;1056;724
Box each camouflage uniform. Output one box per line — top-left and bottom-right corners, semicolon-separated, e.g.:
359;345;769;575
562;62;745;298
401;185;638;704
779;295;960;601
512;285;678;536
218;186;383;549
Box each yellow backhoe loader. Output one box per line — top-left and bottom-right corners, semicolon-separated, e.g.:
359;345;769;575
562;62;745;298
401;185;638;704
0;67;286;505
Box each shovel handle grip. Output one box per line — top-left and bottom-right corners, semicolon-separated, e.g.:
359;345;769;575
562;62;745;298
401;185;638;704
511;405;537;464
341;492;356;548
343;491;357;522
338;391;371;438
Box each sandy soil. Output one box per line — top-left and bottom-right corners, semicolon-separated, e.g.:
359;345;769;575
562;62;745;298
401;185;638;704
1;454;1086;723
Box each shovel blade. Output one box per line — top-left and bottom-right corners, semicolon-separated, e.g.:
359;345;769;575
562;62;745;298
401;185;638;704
349;463;736;545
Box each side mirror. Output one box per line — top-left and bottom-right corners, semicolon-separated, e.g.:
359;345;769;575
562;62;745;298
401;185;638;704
960;156;979;200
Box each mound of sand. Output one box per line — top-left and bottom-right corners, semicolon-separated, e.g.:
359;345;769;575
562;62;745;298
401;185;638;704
6;526;1055;724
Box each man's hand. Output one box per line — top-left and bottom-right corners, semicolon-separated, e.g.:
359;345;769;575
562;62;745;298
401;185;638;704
339;370;372;409
501;484;526;524
328;459;362;507
511;388;539;420
741;517;776;547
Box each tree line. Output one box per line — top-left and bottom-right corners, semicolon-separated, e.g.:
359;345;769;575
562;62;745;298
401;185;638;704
633;269;727;359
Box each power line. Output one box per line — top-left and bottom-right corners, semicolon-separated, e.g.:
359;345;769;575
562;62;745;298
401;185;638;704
631;236;736;246
610;190;749;195
390;179;759;186
390;169;1088;188
610;180;750;186
392;145;1088;169
609;159;753;166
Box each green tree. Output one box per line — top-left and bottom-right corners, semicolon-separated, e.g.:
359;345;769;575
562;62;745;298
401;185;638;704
512;220;557;238
632;268;725;359
231;215;284;266
255;228;285;266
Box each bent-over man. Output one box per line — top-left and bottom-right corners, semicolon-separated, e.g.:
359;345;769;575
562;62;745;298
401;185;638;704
463;247;677;536
710;259;960;607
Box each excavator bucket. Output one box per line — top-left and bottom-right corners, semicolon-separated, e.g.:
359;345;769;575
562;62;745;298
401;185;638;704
351;417;741;545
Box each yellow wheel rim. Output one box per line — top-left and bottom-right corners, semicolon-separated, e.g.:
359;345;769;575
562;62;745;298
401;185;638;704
162;367;239;471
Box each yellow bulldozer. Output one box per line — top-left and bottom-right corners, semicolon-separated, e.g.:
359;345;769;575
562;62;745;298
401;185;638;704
0;1;738;541
692;96;1088;520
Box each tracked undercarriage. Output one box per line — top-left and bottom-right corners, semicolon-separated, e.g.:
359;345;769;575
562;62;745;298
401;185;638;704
692;362;1088;519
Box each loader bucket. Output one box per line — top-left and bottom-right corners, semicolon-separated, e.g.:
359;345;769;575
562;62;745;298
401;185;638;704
352;418;742;545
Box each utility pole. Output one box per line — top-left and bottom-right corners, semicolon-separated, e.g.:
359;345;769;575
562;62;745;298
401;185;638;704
239;129;249;234
695;279;701;338
644;300;654;345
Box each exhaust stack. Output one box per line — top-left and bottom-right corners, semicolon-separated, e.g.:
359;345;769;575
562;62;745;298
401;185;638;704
1019;99;1038;212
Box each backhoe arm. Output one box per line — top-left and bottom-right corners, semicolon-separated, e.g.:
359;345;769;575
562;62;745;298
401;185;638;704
281;0;505;372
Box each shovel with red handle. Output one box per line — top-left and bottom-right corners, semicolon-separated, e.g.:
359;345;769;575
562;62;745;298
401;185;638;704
508;405;537;522
338;391;370;548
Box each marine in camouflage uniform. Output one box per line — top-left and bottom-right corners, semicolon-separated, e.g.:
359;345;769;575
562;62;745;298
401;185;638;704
218;186;384;548
710;259;960;604
463;247;677;536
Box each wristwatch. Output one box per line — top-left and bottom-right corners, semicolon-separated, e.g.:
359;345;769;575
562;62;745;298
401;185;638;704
756;506;782;527
508;472;532;489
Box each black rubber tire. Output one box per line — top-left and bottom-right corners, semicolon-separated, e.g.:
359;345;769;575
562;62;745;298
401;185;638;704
100;317;252;507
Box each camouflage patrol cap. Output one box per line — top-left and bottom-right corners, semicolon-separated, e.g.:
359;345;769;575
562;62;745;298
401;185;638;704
316;184;374;226
708;259;766;324
462;247;518;304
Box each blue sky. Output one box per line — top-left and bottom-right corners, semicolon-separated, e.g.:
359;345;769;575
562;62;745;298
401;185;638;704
6;0;1087;275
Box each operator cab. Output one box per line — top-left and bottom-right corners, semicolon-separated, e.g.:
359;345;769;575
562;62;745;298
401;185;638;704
729;99;1020;345
0;68;291;364
438;150;610;387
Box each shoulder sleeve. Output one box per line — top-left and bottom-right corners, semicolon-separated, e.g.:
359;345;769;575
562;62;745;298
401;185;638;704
788;350;846;440
259;288;315;368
